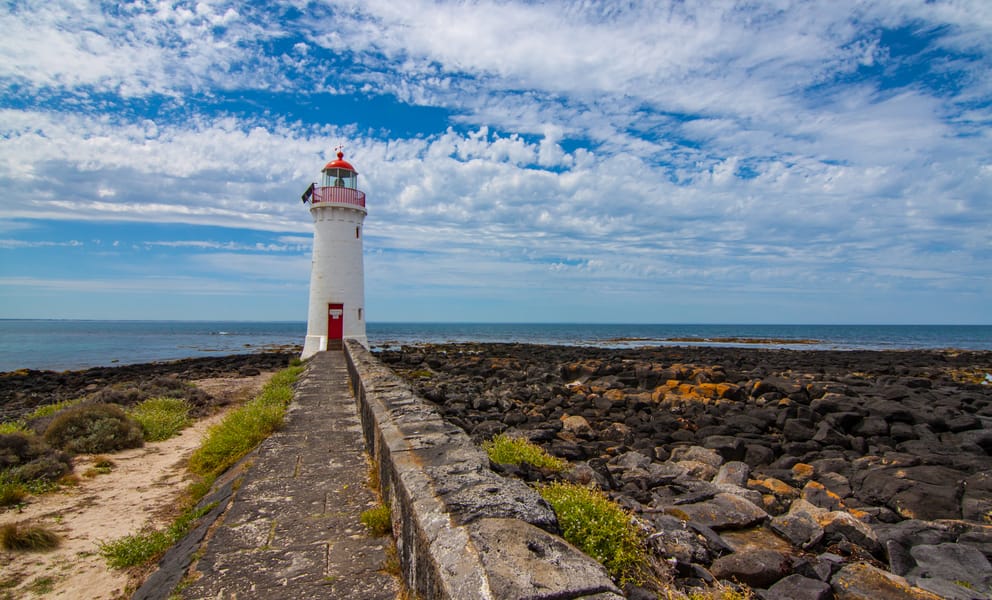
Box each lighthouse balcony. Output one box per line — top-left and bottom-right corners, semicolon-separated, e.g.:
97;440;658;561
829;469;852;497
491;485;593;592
311;186;366;208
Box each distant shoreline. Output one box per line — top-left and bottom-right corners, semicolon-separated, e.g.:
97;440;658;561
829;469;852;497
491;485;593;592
3;320;992;372
0;350;300;421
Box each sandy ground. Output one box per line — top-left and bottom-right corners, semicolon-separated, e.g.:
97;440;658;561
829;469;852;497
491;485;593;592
0;372;274;600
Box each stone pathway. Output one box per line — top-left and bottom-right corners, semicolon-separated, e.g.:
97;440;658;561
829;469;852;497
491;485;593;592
179;351;398;599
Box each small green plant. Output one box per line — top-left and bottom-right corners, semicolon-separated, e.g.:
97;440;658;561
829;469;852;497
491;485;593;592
539;482;648;586
0;421;27;435
83;454;115;478
129;397;192;442
93;456;115;471
188;365;303;477
383;542;401;576
684;585;754;600
43;403;144;454
483;434;569;472
360;504;392;536
0;521;60;551
27;576;56;594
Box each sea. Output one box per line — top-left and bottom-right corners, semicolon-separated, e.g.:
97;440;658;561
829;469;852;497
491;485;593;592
1;320;991;373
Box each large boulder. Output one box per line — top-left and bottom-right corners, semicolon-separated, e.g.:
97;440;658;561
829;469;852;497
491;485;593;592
906;543;992;600
709;548;792;588
666;492;769;530
854;465;965;520
765;573;833;600
831;562;943;600
770;501;825;549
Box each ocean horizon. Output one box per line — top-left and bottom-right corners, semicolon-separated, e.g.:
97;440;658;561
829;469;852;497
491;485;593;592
2;319;991;373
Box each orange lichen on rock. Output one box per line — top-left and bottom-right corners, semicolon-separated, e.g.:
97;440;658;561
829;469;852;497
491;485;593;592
791;463;815;483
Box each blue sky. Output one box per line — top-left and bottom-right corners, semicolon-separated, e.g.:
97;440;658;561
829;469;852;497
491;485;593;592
1;1;990;324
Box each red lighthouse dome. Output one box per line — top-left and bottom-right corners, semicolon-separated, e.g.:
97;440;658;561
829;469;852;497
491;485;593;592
323;150;357;173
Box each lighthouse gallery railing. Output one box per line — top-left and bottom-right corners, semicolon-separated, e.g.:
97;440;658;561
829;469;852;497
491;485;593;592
310;186;366;208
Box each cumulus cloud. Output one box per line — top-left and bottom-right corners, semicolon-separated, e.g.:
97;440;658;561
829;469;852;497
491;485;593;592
1;0;990;322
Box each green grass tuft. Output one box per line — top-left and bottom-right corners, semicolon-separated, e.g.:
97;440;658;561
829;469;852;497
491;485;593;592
187;365;303;478
360;504;392;536
23;398;84;422
0;481;28;507
99;529;172;569
539;482;648;586
27;576;56;594
483;434;569;472
129;397;192;442
0;522;60;551
99;502;217;569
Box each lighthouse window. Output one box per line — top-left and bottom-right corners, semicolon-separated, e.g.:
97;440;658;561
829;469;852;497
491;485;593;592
358;308;363;321
355;226;360;239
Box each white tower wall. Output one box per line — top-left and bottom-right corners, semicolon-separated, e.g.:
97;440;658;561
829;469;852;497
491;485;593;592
302;203;367;358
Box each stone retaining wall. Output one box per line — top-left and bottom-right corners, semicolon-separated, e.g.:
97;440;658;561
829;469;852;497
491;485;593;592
344;340;623;600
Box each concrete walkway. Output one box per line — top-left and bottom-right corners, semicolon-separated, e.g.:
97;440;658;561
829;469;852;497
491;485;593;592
180;351;399;599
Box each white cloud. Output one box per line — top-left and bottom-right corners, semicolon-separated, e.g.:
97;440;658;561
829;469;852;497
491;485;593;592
0;239;82;249
1;0;989;322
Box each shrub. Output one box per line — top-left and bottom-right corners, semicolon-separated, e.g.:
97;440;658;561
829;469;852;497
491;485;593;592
44;403;143;454
360;505;392;536
187;365;303;477
89;376;210;409
21;398;86;436
0;432;35;470
539;482;649;586
0;432;73;483
0;522;60;551
483;434;569;472
24;398;84;421
8;455;73;482
129;397;191;442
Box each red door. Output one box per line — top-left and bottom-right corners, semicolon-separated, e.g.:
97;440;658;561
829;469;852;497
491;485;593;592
327;303;344;347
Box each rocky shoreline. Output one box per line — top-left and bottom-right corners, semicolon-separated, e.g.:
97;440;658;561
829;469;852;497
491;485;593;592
381;343;992;599
0;349;301;422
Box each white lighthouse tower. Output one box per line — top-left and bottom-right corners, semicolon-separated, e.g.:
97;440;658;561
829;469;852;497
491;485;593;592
301;148;368;358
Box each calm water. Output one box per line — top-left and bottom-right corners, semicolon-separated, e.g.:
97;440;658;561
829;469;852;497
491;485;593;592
1;320;990;372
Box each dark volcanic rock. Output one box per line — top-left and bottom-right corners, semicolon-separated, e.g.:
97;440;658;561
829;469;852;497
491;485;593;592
764;573;833;600
709;548;792;588
666;492;769;531
906;543;992;600
380;342;992;598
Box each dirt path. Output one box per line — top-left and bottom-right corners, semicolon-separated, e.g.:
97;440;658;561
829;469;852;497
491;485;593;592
0;373;273;599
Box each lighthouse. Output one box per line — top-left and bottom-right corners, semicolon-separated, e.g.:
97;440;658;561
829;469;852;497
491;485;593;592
301;149;368;358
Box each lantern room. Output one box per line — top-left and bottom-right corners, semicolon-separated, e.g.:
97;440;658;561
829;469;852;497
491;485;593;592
305;149;366;209
322;151;358;189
